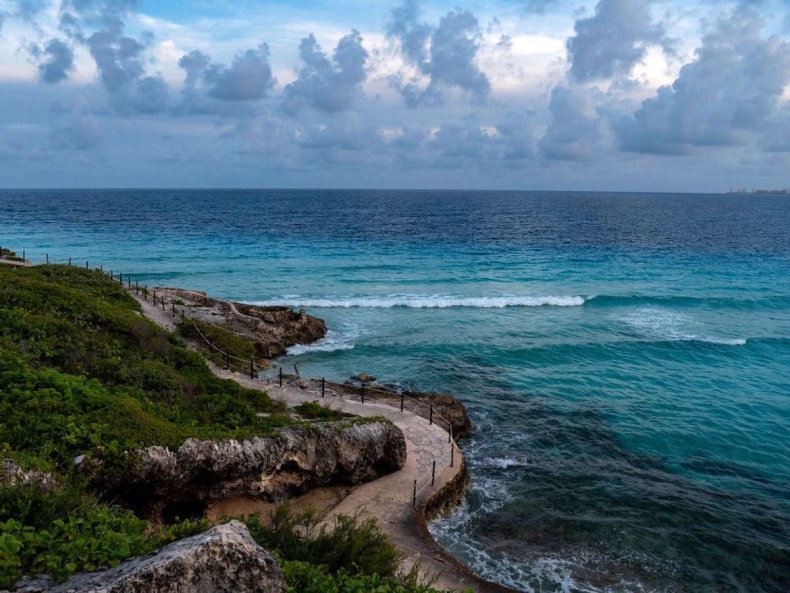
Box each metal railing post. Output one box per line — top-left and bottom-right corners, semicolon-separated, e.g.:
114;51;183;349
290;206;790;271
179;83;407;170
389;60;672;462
321;377;325;397
429;405;433;425
413;479;417;509
451;443;454;468
431;460;436;487
361;383;365;404
279;366;283;387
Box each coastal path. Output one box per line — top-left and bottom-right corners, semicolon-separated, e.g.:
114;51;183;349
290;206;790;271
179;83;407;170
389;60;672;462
130;290;511;593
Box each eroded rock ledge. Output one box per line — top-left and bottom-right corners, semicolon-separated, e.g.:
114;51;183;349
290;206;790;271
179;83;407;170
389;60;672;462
96;420;406;520
154;287;327;358
6;521;285;593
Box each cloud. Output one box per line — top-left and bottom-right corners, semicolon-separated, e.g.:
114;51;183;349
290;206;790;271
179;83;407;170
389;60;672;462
760;105;790;153
51;114;102;150
387;0;490;106
282;29;368;115
617;6;790;154
204;44;274;101
37;38;75;83
87;27;143;92
524;0;557;13
539;85;612;160
567;0;666;82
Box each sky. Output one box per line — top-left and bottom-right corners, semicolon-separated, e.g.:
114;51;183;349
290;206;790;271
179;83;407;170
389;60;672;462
0;0;788;191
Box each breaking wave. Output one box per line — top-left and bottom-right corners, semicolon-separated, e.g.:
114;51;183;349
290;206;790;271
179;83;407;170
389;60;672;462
250;294;587;309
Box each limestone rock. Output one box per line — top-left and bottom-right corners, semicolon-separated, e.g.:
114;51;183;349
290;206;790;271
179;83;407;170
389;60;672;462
6;521;284;593
98;421;406;517
1;460;54;491
154;288;326;358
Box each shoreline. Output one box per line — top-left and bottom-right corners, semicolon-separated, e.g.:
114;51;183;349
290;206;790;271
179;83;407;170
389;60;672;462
131;284;519;593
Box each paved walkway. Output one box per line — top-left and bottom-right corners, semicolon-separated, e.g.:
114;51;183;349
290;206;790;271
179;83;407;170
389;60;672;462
131;289;511;592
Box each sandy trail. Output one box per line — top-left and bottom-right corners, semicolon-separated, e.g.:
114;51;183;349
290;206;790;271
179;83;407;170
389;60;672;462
132;289;512;593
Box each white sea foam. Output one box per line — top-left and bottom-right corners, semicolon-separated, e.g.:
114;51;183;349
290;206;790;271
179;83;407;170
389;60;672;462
482;455;530;469
250;294;587;309
287;327;359;355
620;308;747;346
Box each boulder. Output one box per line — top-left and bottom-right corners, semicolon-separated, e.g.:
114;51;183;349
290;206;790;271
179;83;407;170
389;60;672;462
6;521;284;593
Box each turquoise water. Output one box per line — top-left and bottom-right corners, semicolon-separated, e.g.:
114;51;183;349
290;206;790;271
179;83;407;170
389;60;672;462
1;190;788;592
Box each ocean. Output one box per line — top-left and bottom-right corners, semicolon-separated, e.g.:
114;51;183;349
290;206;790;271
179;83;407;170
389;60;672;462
1;189;788;593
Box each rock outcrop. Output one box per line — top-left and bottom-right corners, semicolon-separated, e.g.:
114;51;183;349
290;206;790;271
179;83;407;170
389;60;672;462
6;521;284;593
154;287;326;358
1;460;54;491
154;286;326;359
98;421;406;519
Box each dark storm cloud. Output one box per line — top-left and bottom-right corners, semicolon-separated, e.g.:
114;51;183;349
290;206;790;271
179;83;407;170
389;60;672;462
37;38;75;83
282;30;368;115
204;44;274;101
539;86;611;161
387;0;490;106
617;6;790;155
567;0;666;82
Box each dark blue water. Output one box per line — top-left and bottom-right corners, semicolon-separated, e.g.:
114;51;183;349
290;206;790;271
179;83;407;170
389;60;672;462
1;190;789;592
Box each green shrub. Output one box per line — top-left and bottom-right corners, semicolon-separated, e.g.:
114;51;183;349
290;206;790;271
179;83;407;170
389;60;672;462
0;482;211;587
246;504;401;577
294;401;348;421
0;494;148;587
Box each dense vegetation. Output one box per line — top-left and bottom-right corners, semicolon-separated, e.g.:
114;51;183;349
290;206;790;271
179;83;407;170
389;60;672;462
0;264;294;471
247;505;447;593
0;264;447;591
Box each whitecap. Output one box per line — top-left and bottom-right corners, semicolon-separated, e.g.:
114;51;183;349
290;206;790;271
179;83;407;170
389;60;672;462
248;294;587;309
619;308;747;346
482;455;530;469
